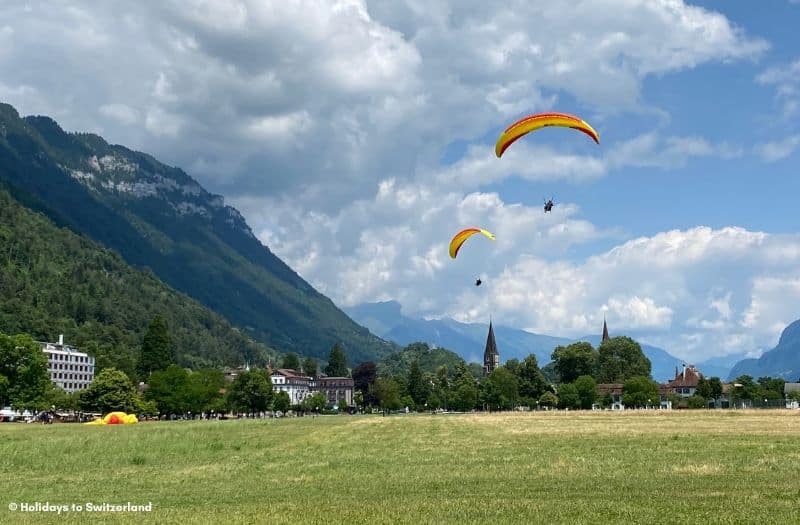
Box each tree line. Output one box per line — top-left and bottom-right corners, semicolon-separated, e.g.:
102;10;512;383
4;317;797;416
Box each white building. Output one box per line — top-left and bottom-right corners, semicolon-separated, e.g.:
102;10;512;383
270;368;313;405
40;335;95;394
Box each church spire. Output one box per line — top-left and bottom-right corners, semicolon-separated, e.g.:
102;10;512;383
483;320;499;376
602;316;610;342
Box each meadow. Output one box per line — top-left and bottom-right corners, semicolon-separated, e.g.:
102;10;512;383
1;410;799;524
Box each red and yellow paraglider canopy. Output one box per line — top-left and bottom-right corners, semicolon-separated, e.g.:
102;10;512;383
495;111;599;157
84;411;138;425
449;228;496;259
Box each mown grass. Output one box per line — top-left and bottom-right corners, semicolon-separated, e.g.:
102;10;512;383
1;410;799;524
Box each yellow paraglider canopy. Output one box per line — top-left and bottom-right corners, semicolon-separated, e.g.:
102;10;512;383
495;111;599;157
449;228;496;259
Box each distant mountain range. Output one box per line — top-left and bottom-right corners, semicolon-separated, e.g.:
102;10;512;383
695;353;752;381
0;102;393;364
345;301;694;382
728;320;800;381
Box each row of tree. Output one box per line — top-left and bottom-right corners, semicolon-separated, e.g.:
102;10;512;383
278;343;349;378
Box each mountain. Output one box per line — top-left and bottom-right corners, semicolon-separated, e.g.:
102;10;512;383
345;301;683;381
0;103;392;363
344;301;569;365
0;187;276;378
728;320;800;380
694;353;749;380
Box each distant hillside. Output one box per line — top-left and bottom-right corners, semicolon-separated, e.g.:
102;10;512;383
378;342;469;379
0;102;392;363
345;301;569;365
0;188;275;379
695;353;749;380
346;301;683;381
728;320;800;380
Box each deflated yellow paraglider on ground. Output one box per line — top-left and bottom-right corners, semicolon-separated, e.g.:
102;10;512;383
84;411;138;425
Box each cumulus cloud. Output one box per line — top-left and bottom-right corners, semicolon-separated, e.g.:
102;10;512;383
444;227;800;360
0;0;767;208
0;1;781;363
236;159;800;362
607;132;742;169
755;134;800;162
757;59;800;116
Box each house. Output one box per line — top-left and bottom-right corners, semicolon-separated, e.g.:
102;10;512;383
223;364;250;383
314;376;354;408
596;383;625;410
270;368;355;408
270;368;313;405
40;335;95;394
665;364;702;398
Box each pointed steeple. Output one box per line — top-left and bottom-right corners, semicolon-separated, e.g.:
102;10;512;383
483;320;499;376
602;316;610;342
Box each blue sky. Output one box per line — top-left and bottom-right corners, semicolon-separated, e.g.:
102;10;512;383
2;1;800;362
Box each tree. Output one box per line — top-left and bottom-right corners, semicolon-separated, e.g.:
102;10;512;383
43;384;78;411
0;333;51;408
433;366;450;410
730;375;758;401
538;391;558;409
0;375;9;407
621;376;659;408
301;392;326;412
516;354;551;405
134;397;159;417
557;384;580;409
504;358;521;376
406;360;429;409
372;377;402;413
302;357;318;377
597;337;651;383
273;391;291;413
451;362;478;411
227;369;273;413
687;394;707;409
551;342;598;384
324;343;349;377
80;368;138;413
145;364;191;416
696;377;723;401
187;369;226;413
281;353;301;371
480;368;519;411
573;375;598;409
352;362;377;406
758;377;785;400
136;316;174;379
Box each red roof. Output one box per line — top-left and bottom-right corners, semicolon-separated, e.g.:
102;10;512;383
666;365;702;388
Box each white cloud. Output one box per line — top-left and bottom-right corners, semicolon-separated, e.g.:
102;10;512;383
757;59;800;116
743;277;800;343
608;132;742;169
0;0;767;208
99;103;139;125
0;0;781;364
755;135;800;162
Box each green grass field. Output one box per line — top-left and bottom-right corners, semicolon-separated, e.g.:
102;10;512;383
1;410;799;524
